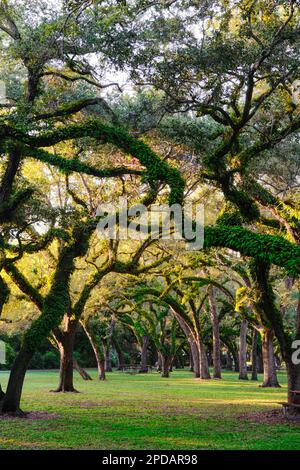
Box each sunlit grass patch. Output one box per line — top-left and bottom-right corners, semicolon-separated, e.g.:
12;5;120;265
0;369;299;450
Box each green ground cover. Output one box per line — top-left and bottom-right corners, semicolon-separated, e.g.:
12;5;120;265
0;369;299;450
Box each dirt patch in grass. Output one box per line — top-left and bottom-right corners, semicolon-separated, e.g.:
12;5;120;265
0;411;59;420
237;408;300;426
79;401;106;408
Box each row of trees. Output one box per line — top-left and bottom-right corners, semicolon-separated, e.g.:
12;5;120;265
0;0;300;414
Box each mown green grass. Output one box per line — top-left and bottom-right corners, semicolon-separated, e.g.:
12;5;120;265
0;369;299;450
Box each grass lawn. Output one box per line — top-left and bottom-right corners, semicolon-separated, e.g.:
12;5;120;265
0;369;299;450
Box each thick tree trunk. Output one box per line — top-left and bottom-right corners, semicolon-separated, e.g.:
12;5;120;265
52;329;78;393
104;344;112;372
251;329;258;381
190;340;200;378
199;340;211;379
0;147;22;207
239;320;249;380
139;335;149;373
161;355;172;378
208;289;222;379
94;341;106;380
261;329;280;388
73;359;92;381
99;358;106;380
1;347;33;414
250;260;297;406
287;361;300;406
1;226;94;413
0;275;9;313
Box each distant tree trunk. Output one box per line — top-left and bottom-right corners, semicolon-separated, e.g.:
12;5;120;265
115;350;120;370
113;339;125;370
104;320;115;372
226;349;233;370
81;321;106;381
156;352;162;372
189;347;194;372
174;351;184;369
261;329;280;388
232;349;239;372
208;289;222;379
257;347;264;373
251;329;258;381
239;320;248;380
73;359;92;381
139;335;149;373
207;350;213;367
170;310;198;377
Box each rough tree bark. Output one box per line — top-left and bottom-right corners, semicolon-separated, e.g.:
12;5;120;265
239;320;249;380
139;335;150;373
104;345;112;372
0;348;33;414
208;288;222;379
52;329;92;382
190;341;200;378
251;329;258;381
199;340;211;379
0;147;22;207
52;323;78;393
161;354;173;378
261;329;280;388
